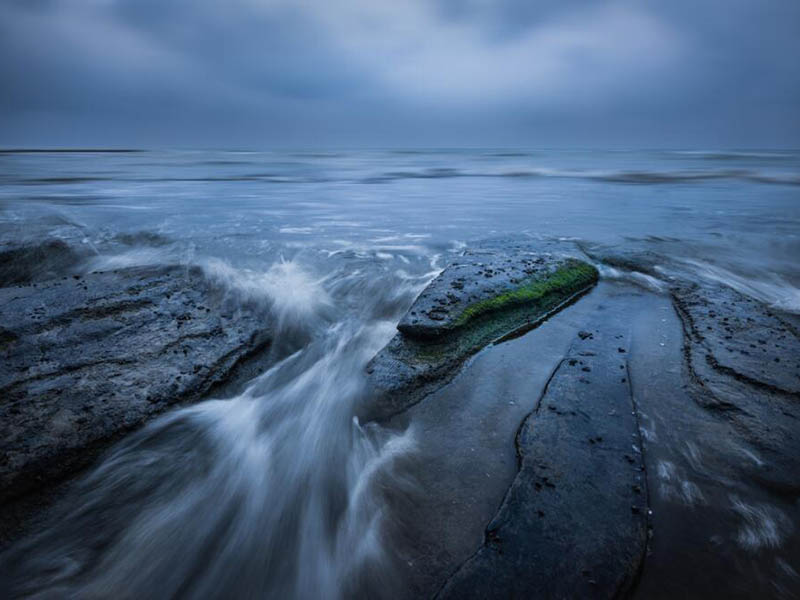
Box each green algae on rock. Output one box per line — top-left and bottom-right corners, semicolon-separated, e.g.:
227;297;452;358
452;260;597;329
364;247;598;421
397;248;597;341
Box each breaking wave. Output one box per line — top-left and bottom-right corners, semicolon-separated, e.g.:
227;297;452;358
0;261;420;599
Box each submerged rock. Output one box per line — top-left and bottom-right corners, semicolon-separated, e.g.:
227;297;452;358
437;322;648;599
0;239;87;287
0;265;272;513
364;245;598;420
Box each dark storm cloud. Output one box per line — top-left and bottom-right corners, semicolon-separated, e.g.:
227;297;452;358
0;0;798;147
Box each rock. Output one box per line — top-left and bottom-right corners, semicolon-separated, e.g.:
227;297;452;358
0;264;272;510
582;240;800;495
364;246;598;420
437;324;648;599
671;281;800;494
397;248;597;340
0;239;86;287
672;282;800;397
578;242;666;278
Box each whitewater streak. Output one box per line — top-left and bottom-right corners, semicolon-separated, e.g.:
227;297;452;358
0;261;424;599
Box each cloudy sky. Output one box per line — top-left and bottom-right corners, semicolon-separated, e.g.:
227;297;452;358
1;0;798;148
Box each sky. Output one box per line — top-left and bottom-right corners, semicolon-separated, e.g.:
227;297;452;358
0;0;798;148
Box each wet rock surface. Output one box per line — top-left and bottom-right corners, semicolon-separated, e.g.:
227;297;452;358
0;239;87;287
672;281;800;494
367;239;800;599
364;244;598;420
437;318;647;599
397;246;596;340
581;241;800;495
673;281;800;396
0;265;272;514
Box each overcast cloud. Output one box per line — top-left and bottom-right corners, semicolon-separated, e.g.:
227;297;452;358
0;0;798;147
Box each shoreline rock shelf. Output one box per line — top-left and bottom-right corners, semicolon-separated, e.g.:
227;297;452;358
671;280;800;495
364;247;599;420
0;265;273;513
365;240;800;599
581;241;800;494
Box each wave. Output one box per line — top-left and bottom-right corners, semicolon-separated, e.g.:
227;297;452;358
740;173;800;185
0;148;142;154
1;321;416;598
0;256;430;598
591;170;736;183
9;164;799;188
202;258;334;333
18;176;113;185
360;168;465;183
584;169;798;185
596;264;669;293
730;495;792;550
112;231;171;247
13;175;333;185
359;167;800;185
663;150;799;161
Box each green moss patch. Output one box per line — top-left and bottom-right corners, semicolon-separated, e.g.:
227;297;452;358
454;259;598;328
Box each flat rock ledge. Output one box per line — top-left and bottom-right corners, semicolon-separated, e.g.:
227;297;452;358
363;247;598;420
437;323;648;599
0;265;272;511
671;280;800;494
583;242;800;494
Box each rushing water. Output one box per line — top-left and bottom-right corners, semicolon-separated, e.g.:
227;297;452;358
0;149;799;597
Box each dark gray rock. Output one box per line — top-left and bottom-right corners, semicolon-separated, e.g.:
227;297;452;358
672;282;800;396
437;324;648;600
0;239;87;287
364;246;598;420
577;241;667;278
672;281;800;494
0;265;272;509
397;247;596;340
582;240;800;494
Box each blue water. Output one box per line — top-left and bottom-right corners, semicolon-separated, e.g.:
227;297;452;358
1;148;799;310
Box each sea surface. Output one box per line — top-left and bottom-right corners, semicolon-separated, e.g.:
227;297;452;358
1;148;799;598
2;148;799;306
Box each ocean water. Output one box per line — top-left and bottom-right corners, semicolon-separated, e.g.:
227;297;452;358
0;148;799;598
1;148;799;308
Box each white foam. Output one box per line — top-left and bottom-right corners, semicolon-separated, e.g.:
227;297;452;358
279;226;315;234
202;258;332;327
683;259;800;314
730;496;792;551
